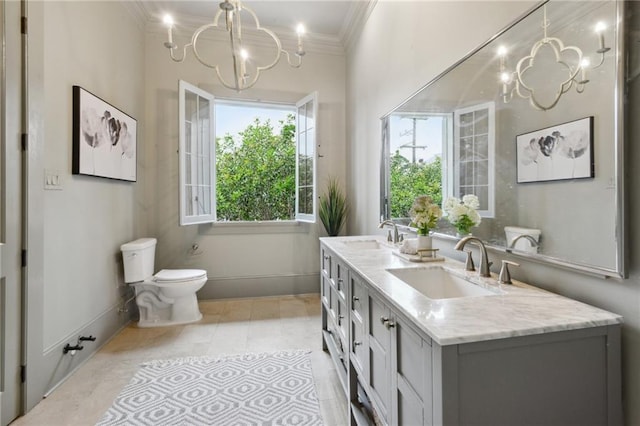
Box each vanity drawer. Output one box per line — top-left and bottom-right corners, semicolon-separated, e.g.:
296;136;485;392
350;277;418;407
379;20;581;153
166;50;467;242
350;272;367;322
333;258;348;302
321;246;332;279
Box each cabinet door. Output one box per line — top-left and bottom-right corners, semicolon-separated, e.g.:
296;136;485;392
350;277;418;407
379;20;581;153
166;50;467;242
350;272;367;323
368;293;391;423
334;258;348;302
321;274;331;309
392;317;432;426
321;245;332;278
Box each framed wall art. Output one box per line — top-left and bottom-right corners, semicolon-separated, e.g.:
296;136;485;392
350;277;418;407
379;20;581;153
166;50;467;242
516;116;594;184
72;86;137;182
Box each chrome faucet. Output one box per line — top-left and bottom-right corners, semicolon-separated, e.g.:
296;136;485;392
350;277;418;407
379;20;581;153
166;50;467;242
379;220;399;244
508;234;539;251
454;236;492;277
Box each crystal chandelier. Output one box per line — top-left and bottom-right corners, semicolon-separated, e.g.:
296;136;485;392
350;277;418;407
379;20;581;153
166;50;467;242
163;0;306;92
498;5;610;111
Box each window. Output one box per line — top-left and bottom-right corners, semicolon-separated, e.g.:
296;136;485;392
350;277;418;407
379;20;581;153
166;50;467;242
381;112;450;224
381;101;495;223
178;80;317;225
449;102;495;217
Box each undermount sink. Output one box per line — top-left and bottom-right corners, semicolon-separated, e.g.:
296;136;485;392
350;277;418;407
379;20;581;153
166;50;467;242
386;266;501;299
342;240;385;250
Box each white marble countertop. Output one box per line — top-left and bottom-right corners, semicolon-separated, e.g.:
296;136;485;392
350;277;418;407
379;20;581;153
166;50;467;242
320;235;622;346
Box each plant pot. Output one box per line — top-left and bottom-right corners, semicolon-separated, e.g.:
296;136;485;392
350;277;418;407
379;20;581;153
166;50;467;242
417;234;432;250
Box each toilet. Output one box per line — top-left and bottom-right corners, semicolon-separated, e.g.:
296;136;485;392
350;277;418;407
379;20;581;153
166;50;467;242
504;226;541;254
121;238;207;327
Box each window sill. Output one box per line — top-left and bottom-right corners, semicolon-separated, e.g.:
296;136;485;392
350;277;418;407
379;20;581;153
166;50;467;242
200;220;311;235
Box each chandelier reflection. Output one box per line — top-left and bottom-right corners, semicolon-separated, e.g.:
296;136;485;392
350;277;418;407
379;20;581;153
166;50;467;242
163;0;305;92
498;5;610;111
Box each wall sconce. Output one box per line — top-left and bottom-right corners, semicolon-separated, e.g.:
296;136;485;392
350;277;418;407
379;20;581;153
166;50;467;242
163;0;306;92
498;5;610;111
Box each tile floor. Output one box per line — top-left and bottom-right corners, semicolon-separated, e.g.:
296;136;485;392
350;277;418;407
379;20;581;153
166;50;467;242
13;294;348;426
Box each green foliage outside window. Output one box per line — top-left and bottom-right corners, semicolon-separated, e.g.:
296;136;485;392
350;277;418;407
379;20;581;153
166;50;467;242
216;115;296;221
390;151;442;219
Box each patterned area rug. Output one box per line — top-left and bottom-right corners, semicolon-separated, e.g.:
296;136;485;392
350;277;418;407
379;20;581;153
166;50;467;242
96;350;323;426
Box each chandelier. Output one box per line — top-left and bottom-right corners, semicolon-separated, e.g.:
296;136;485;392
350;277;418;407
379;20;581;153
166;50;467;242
498;5;609;111
163;0;306;92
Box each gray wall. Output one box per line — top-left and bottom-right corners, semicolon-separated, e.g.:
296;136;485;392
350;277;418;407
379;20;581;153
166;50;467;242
346;1;640;424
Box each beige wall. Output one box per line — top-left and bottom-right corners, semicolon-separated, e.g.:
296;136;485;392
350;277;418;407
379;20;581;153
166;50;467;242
142;29;346;295
42;1;145;350
346;1;640;424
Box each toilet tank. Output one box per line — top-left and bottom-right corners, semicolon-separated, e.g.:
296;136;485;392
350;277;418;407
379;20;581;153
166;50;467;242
120;238;157;283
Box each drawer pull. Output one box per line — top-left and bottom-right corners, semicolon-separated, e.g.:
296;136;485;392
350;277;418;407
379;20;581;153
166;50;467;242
324;255;330;260
353;296;360;302
385;320;395;329
354;341;362;346
380;316;389;325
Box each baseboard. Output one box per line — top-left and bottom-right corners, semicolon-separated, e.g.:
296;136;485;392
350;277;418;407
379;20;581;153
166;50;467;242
38;297;137;397
198;273;320;300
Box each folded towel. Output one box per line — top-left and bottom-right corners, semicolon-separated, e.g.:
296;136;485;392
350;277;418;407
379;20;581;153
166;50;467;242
399;238;418;255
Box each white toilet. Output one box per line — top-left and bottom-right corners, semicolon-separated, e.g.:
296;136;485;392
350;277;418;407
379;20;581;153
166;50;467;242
121;238;207;327
504;226;541;254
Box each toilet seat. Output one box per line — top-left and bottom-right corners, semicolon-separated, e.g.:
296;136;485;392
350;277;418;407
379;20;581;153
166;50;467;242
153;269;207;284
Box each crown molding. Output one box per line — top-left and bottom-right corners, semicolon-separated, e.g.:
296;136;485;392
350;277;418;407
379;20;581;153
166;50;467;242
342;0;377;53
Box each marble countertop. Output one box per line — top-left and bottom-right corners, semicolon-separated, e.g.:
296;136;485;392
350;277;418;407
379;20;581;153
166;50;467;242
320;235;622;346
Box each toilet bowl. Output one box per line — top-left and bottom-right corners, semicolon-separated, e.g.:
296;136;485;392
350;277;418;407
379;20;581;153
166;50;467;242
504;226;541;254
121;238;207;327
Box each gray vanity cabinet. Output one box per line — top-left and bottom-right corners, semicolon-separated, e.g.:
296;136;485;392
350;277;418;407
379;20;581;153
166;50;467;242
320;241;622;426
320;246;349;393
367;289;433;426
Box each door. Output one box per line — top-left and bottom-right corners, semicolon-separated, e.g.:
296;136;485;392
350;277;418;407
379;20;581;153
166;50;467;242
2;0;25;423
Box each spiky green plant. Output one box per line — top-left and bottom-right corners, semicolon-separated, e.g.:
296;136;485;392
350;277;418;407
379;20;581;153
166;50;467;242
319;178;348;236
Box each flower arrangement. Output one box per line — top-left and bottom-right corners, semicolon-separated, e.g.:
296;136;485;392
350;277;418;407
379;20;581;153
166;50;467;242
409;196;442;236
443;194;481;236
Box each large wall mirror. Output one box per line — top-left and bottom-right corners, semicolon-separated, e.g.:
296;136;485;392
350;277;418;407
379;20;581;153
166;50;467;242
381;0;626;277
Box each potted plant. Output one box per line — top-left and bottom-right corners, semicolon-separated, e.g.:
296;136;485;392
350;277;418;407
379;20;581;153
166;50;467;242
443;194;481;237
409;195;442;249
319;178;348;237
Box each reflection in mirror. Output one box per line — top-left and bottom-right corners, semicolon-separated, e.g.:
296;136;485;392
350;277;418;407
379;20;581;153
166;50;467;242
381;0;625;277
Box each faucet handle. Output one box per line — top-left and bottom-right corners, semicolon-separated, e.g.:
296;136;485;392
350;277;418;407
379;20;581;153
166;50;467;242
499;260;519;284
464;250;475;272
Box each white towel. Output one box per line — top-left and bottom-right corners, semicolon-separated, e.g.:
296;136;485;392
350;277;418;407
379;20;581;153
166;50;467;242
399;238;418;255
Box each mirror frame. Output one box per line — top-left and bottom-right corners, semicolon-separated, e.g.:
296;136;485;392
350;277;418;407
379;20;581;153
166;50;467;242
380;0;626;278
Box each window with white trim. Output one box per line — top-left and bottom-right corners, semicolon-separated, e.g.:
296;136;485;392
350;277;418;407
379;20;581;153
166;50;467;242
178;80;317;225
449;102;495;217
380;102;495;222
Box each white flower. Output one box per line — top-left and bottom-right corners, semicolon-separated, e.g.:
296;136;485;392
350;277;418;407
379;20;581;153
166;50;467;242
462;194;480;210
443;194;481;230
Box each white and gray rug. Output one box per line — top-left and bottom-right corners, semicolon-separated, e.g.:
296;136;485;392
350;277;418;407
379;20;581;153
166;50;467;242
96;350;323;426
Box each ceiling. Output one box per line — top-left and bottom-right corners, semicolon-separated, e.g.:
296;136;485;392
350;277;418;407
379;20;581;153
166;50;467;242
135;0;372;50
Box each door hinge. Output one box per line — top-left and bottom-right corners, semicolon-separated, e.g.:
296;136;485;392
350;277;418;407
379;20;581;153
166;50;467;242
20;365;26;383
21;17;27;35
21;133;28;151
21;249;27;267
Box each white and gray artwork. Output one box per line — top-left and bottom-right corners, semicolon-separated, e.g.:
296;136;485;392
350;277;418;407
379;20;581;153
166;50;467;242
73;86;137;181
516;116;593;183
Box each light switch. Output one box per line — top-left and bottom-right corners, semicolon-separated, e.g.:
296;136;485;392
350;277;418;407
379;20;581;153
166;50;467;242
44;170;63;190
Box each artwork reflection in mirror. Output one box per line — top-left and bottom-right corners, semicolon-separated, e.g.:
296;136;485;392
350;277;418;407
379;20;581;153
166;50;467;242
381;0;622;276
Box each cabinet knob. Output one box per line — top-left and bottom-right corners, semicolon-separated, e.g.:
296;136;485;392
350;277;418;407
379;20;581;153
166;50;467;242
324;255;330;260
352;296;360;302
380;316;389;325
385;320;395;329
354;341;362;346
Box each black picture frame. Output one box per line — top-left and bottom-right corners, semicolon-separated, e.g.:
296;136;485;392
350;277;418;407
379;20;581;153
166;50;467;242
72;86;137;182
516;116;594;184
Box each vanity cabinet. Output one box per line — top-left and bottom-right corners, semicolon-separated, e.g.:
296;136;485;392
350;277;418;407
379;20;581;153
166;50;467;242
320;246;349;393
319;241;622;426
